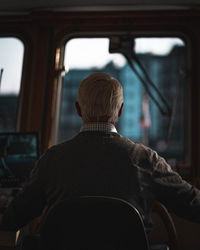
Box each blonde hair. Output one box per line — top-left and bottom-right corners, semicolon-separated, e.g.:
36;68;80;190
77;72;123;123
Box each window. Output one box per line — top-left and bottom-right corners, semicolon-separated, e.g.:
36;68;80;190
57;37;189;178
0;37;24;132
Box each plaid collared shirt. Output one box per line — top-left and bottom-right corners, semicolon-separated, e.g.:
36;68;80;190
80;123;117;133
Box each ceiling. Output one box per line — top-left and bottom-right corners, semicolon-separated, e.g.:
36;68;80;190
1;0;200;15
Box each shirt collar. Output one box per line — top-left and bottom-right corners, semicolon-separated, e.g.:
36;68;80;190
80;122;118;133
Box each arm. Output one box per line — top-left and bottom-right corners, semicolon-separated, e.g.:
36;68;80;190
151;150;200;223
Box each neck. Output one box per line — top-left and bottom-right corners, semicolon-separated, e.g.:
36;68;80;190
83;121;116;125
83;116;116;124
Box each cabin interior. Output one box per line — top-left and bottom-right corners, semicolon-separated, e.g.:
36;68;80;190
0;0;200;249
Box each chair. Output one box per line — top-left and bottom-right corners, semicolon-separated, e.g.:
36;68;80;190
150;201;178;250
39;196;151;250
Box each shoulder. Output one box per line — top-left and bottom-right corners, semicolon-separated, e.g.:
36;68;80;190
35;135;77;167
46;134;80;155
116;134;165;168
115;133;151;154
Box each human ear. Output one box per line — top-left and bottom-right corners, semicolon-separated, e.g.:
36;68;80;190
75;101;82;117
118;103;123;117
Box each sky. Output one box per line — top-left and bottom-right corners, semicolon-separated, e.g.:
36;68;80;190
64;37;184;70
0;37;184;94
0;38;24;94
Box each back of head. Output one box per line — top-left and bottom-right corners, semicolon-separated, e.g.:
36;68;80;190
77;72;123;123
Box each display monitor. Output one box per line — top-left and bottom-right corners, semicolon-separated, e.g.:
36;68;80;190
0;132;40;187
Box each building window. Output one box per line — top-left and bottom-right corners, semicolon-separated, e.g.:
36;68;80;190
57;37;188;177
0;37;24;132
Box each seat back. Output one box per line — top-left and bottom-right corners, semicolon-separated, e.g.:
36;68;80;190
39;196;150;250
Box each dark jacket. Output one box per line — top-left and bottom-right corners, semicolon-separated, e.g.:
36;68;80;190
2;131;200;230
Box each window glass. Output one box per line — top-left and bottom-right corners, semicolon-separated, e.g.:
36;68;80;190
58;37;188;177
0;37;24;132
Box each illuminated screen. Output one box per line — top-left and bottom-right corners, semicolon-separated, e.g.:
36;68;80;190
0;132;39;186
